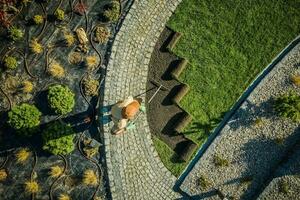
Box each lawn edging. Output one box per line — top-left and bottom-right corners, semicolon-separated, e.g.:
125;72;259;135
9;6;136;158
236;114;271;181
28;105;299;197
174;35;300;191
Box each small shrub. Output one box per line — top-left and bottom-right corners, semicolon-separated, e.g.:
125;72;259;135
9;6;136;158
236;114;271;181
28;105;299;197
49;165;63;178
30;38;43;54
3;56;18;70
279;179;289;194
58;194;71;200
195;175;210;189
253;118;264;127
33;15;44;24
47;85;75;115
83;76;99;96
82;169;98;186
74;2;87;16
8;26;24;41
274;92;300;122
8;103;41;136
48;62;65;78
213;154;229;167
85;55;98;71
94;26;110;44
0;169;7;181
55;9;65;21
16;148;31;163
291;75;300;86
22;80;34;93
68;52;82;64
83;147;98;158
103;1;120;22
63;32;75;47
24;180;39;194
42;121;75;155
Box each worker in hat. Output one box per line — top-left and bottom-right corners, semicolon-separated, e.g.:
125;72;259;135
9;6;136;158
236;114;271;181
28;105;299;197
111;96;141;135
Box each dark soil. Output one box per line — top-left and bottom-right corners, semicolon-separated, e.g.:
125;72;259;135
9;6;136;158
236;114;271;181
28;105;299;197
146;28;194;156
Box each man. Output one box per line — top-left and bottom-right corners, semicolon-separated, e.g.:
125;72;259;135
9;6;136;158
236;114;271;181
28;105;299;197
111;96;141;135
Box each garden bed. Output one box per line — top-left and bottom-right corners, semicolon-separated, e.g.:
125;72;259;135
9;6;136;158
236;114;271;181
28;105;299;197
0;0;133;199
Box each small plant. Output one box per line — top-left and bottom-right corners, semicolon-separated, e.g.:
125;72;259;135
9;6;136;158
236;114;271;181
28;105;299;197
82;169;98;186
103;1;120;22
253;118;264;127
58;194;71;200
83;76;99;96
16;148;31;163
274;92;300;122
8;103;41;136
42;121;75;155
68;52;82;64
213;154;229;167
22;80;34;93
24;180;39;194
94;26;110;44
74;2;87;16
196;175;210;189
3;56;18;70
279;179;289;194
49;165;63;178
30;38;43;54
0;169;7;181
48;61;65;78
63;32;75;47
0;11;10;27
55;9;65;21
291;75;300;86
83;147;98;158
85;55;98;71
33;15;44;24
47;84;75;115
8;26;24;41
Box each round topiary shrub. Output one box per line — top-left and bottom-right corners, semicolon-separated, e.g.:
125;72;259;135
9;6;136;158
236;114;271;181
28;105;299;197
8;103;41;136
274;92;300;122
42;121;75;155
48;84;75;115
3;56;18;70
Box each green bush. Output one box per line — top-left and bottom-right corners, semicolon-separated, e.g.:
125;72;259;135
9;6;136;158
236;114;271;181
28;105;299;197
103;1;120;22
3;56;18;70
54;9;65;21
274;92;300;122
8;103;41;136
48;84;75;115
42;121;75;155
8;26;24;41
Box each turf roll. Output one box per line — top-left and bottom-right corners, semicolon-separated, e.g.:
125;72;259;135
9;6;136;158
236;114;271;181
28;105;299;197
172;83;190;104
167;31;182;51
174;112;192;133
178;140;198;162
171;58;188;79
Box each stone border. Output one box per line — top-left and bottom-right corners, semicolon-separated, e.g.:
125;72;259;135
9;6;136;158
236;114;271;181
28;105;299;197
101;0;184;199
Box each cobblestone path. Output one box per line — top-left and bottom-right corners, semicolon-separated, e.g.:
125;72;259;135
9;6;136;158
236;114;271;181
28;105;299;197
102;0;184;199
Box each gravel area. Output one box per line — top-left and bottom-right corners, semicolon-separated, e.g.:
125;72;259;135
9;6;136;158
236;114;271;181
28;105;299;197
258;142;300;200
180;42;300;199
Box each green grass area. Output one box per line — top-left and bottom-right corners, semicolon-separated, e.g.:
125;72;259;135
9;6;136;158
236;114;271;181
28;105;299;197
154;0;300;176
152;135;187;177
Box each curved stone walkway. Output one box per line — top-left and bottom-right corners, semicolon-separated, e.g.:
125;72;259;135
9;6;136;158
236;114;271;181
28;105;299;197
102;0;183;199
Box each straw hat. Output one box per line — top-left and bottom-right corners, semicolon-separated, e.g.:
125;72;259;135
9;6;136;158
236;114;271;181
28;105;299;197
121;100;140;119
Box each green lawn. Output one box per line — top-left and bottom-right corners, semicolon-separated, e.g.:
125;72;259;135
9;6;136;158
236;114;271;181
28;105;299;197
154;0;300;176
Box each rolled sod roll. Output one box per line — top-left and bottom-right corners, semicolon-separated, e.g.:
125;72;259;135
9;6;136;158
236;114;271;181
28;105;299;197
171;58;188;79
179;140;198;162
174;112;193;133
167;32;182;51
172;83;190;104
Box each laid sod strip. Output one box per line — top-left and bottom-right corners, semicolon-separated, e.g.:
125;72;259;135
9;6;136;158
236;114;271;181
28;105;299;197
174;112;193;133
167;31;182;51
168;0;300;145
172;83;190;104
171;58;188;80
179;140;198;162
